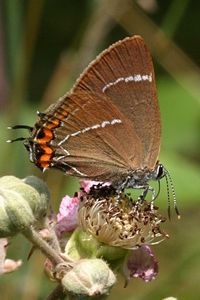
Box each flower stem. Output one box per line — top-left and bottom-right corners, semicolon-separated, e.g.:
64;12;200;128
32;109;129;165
22;226;69;265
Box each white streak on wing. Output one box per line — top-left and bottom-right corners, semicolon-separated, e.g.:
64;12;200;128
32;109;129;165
101;120;110;128
102;73;152;92
70;166;87;176
58;147;70;156
90;124;101;130
58;135;69;146
81;127;91;133
71;130;81;137
125;75;135;82
111;119;122;125
58;118;122;146
53;155;87;176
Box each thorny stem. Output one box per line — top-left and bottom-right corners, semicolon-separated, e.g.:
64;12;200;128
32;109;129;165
44;217;62;253
22;225;73;266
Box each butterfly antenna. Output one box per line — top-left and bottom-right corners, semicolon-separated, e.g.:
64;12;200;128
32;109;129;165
8;125;33;131
164;168;180;219
7;137;26;143
7;125;33;143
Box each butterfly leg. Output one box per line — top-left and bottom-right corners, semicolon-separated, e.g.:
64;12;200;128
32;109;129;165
138;185;156;210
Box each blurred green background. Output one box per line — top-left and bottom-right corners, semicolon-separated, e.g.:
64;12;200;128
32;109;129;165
0;0;200;299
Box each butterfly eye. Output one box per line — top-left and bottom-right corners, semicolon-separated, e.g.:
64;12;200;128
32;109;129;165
156;164;165;180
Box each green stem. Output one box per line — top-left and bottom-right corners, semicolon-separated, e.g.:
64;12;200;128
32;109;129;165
22;226;68;265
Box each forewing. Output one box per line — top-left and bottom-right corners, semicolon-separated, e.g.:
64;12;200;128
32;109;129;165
44;91;143;180
71;36;161;169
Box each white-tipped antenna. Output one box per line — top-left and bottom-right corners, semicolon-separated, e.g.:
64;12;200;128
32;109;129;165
164;167;180;219
7;125;32;143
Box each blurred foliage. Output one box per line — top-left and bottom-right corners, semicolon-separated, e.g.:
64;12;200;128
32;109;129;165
0;0;200;299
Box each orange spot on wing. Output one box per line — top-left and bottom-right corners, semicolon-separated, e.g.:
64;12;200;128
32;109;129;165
39;146;54;168
41;145;53;155
47;118;60;129
37;128;53;143
33;116;62;169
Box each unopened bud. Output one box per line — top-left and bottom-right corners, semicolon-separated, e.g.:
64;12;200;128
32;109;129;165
0;176;50;237
61;259;116;296
23;176;50;219
65;228;127;263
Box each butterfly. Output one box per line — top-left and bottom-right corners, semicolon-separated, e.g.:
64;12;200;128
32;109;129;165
9;35;178;215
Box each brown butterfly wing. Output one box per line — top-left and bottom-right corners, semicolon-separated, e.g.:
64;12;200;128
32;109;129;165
44;90;143;180
71;35;161;169
32;35;160;181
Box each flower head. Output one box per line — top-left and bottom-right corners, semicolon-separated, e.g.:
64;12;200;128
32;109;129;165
78;184;168;249
56;180;169;285
56;180;106;235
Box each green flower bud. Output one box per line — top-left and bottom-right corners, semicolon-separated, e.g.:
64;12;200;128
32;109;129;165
65;228;100;260
23;176;50;219
65;228;127;270
61;259;116;296
0;176;50;237
80;228;126;260
0;189;35;236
